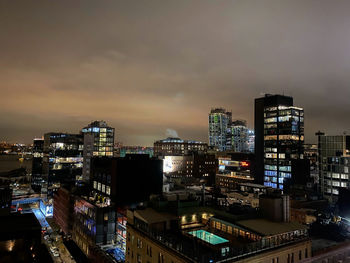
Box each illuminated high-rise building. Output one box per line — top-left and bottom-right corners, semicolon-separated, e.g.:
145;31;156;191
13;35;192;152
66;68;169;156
226;120;249;152
81;121;115;182
247;129;255;153
255;94;304;190
42;133;84;197
208;108;232;151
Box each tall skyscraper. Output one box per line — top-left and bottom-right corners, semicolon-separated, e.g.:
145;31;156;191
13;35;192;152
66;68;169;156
226;120;249;152
31;138;44;193
247;129;255;153
208;108;232;151
255;94;304;190
81;121;115;183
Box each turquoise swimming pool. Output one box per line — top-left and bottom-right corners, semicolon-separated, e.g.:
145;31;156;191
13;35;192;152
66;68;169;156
188;230;229;245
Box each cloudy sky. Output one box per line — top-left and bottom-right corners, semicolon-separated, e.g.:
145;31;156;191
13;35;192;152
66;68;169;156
1;0;350;145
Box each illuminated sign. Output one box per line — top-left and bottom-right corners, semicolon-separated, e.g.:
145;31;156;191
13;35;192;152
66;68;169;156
241;161;249;167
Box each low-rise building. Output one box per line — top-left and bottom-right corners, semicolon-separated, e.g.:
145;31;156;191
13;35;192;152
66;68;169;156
53;187;75;234
126;195;311;263
72;195;116;257
163;153;217;185
216;172;254;191
154;137;208;156
290;208;317;225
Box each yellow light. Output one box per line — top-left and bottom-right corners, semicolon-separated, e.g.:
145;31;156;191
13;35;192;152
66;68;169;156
7;240;15;252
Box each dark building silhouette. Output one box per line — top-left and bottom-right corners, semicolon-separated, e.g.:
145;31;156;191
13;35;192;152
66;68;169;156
0;213;44;263
91;154;163;206
337;188;350;218
53;187;75;235
0;184;12;216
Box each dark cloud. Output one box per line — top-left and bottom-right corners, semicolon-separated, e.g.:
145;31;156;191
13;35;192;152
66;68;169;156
1;0;350;145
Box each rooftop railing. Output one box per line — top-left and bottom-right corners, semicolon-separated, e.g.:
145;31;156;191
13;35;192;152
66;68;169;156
131;220;309;263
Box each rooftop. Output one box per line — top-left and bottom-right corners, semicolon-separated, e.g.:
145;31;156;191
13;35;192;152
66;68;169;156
134;208;177;224
236;218;307;236
155;137;206;144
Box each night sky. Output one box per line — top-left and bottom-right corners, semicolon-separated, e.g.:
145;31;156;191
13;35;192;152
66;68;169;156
1;0;350;146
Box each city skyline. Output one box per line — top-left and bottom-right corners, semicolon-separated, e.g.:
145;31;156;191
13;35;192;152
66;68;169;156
2;0;350;145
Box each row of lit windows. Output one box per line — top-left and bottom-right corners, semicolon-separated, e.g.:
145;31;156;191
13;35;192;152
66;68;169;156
325;180;347;187
93;181;111;195
325;172;349;179
211;220;260;241
325;188;339;195
264;181;283;189
92;151;113;156
264;170;291;178
265;164;292;172
264;176;284;184
264;135;303;141
265;153;286;159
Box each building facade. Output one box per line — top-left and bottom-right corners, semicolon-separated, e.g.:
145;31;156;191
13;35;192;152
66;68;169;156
73;196;116;257
317;134;350;201
115;146;154;157
0;184;12;216
53;187;75;235
126;198;311;263
226;120;249;152
209;108;232;151
31;138;44;193
90;155;163;207
163;153;217;185
255;94;304;190
247;129;255;153
304;144;318;184
154;137;207;156
82;121;115;183
42;133;83;197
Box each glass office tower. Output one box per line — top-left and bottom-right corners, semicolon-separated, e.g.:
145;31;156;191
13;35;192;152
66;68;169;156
263;105;304;189
42;133;83;197
81;121;115;182
226;120;249;153
208;108;232;151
